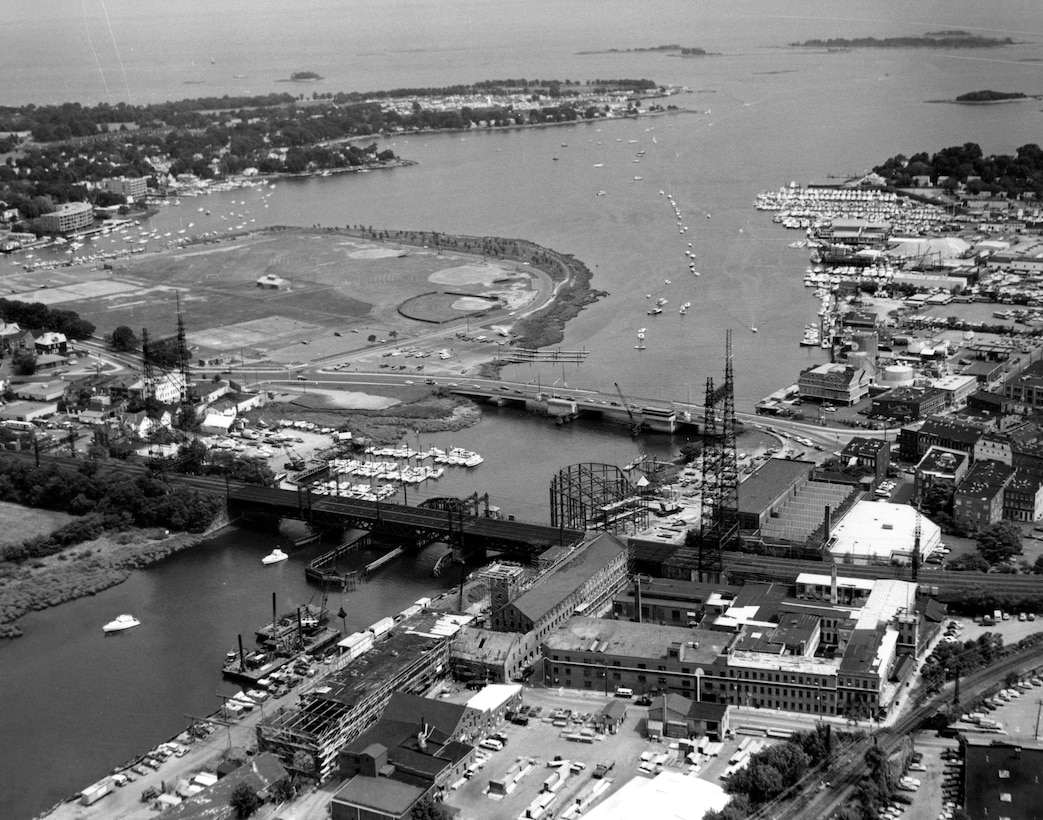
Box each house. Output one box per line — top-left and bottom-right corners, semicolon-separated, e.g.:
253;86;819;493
34;332;68;355
647;693;730;741
122;409;172;439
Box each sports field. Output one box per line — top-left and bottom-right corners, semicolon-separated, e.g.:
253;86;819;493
18;229;536;361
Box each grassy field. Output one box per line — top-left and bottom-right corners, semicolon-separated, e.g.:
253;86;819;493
43;229;533;361
0;502;73;548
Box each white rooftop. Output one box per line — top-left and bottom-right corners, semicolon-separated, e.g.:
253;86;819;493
466;683;522;713
796;572;874;591
582;770;729;820
855;579;919;630
828;501;941;562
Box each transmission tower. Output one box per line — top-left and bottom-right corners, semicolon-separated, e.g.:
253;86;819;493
174;291;193;427
698;329;739;581
140;327;160;466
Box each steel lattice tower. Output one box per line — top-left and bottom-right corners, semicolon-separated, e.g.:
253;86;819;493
175;291;191;410
140;327;159;465
698;330;740;581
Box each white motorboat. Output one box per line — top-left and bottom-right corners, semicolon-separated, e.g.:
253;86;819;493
262;548;289;565
103;614;141;633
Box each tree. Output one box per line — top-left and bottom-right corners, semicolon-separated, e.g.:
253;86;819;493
947;552;989;573
411;796;451;820
367;334;377;343
976;521;1022;565
110;325;139;352
12;348;36;375
229;782;262;819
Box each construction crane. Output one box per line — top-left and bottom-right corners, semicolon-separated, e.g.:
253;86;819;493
281;443;305;471
614;383;642;437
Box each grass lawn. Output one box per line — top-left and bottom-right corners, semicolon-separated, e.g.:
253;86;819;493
0;502;74;548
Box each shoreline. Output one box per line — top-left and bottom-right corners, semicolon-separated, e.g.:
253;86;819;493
0;512;230;639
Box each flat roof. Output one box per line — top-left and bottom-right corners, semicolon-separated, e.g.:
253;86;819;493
581;770;729;820
737;459;813;516
543;616;725;666
466;683;521;713
332;774;426;815
796;572;875;591
828;501;941;560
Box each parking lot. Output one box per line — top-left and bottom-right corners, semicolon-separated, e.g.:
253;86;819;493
443;687;754;820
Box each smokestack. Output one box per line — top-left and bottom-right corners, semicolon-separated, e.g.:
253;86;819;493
635;575;642;624
237;633;245;669
272;592;277;640
830;563;838;606
823;505;832;540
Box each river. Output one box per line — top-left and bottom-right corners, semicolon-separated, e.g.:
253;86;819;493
3;1;1043;816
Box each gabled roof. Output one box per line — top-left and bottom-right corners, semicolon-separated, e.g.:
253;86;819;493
649;692;694;723
509;532;626;623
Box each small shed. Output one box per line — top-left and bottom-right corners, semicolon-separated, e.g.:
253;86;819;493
597;699;628;734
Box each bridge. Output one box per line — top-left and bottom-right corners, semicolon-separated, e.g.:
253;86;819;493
228;485;585;564
447;385;701;434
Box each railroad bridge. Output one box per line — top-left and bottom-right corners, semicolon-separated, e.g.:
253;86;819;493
228;485;584;564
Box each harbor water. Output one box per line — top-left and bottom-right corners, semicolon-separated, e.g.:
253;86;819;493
3;0;1043;816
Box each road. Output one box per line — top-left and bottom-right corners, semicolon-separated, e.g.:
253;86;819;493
756;640;1043;820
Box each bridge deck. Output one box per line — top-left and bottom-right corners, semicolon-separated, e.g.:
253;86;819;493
230;486;582;547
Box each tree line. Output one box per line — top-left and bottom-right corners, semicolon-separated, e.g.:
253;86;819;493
0;459;223;564
0;298;95;340
873;141;1043;198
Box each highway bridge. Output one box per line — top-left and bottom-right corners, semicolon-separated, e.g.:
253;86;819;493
228;485;584;563
447;384;699;434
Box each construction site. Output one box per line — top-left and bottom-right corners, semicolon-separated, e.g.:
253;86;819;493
256;607;474;781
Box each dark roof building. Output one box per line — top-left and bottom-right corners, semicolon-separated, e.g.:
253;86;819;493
954;460;1015;530
840;436;890;482
159;753;287;820
332;693;477;820
963;737;1043;820
871;386;947;421
491;532;628;645
736;458;814;530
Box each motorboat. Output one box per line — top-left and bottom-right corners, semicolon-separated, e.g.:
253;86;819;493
262;548;289;565
103;614;141;633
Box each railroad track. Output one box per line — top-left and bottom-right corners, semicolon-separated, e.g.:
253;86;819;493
752;642;1043;820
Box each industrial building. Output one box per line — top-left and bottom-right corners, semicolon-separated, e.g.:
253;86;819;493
490;532;629;645
825;501;941;565
257;609;472;781
543;571;936;720
581;770;729;820
736;458;859;546
797;363;870;406
448;626;533;683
